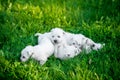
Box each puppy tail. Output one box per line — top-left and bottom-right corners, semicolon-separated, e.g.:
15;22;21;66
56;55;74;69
102;43;105;47
102;43;105;46
35;33;42;37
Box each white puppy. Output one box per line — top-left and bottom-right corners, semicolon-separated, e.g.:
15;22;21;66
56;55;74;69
50;28;65;45
56;43;79;59
35;32;51;44
69;34;86;47
70;34;105;53
83;38;105;53
69;34;86;54
51;28;75;45
92;43;105;51
20;36;54;65
50;28;81;59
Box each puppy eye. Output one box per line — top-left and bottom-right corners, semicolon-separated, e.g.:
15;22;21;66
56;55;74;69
92;44;95;47
22;56;25;58
73;43;75;45
57;36;60;38
67;54;70;56
52;36;54;38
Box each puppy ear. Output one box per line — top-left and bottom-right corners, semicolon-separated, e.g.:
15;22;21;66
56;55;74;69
79;45;83;49
82;37;85;40
27;51;34;56
50;28;55;32
91;44;95;47
102;43;105;46
63;31;66;35
85;39;88;44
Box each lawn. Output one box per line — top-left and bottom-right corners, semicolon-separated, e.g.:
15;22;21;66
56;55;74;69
0;0;120;80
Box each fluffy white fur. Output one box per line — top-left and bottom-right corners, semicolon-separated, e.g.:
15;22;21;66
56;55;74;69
35;32;51;44
70;34;105;53
20;27;105;64
56;43;79;59
20;36;54;65
50;28;65;45
50;28;81;59
81;38;105;53
50;28;75;45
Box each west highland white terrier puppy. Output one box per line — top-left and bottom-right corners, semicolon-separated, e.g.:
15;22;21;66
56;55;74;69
50;28;65;45
56;43;79;59
70;34;105;53
50;28;81;59
35;32;51;44
50;28;75;45
83;38;105;53
20;36;54;65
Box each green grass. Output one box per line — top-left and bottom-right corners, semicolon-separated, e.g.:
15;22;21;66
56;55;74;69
0;0;120;80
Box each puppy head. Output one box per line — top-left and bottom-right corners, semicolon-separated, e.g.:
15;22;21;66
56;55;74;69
63;49;74;59
92;43;105;50
50;28;65;44
65;50;77;58
65;46;80;58
76;46;82;53
70;37;83;50
20;45;33;62
85;38;95;47
69;37;78;46
85;39;105;51
65;53;73;58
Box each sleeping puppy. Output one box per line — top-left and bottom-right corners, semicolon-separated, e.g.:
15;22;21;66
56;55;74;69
69;34;86;47
56;43;79;59
50;28;81;59
20;36;54;65
70;34;105;53
69;34;86;54
85;38;105;53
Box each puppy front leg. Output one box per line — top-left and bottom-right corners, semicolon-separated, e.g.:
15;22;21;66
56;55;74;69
54;45;58;57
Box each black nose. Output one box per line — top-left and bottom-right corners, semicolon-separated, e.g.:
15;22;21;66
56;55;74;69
22;56;25;58
92;44;95;47
67;54;70;56
54;40;57;43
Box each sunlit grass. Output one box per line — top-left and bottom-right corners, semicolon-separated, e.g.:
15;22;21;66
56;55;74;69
0;0;120;80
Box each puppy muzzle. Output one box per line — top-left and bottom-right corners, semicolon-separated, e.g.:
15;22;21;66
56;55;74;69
54;40;58;44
